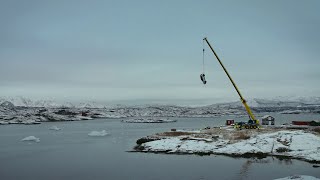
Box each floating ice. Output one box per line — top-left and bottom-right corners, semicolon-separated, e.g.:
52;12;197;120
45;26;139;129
88;130;109;137
49;126;61;131
122;118;177;123
274;175;320;180
21;136;40;143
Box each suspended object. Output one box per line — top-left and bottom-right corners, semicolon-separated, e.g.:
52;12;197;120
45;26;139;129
200;38;207;84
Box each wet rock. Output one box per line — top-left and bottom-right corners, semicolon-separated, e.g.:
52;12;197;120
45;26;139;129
136;136;162;145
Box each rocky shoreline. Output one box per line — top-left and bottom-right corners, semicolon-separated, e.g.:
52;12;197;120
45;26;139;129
133;127;320;163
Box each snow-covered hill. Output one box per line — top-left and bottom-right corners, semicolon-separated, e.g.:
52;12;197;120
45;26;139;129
1;96;319;109
0;96;107;109
0;96;320;125
207;97;320;108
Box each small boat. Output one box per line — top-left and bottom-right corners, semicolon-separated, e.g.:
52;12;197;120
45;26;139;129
292;121;311;126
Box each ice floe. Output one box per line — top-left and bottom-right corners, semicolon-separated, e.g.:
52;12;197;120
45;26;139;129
49;126;61;131
88;130;109;137
274;175;320;180
21;136;40;143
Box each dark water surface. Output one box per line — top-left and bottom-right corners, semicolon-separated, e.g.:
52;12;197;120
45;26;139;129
0;114;319;180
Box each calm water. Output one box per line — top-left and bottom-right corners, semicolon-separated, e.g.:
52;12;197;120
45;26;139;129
0;114;319;180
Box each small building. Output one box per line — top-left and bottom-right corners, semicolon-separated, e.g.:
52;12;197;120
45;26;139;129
226;119;235;126
261;115;275;125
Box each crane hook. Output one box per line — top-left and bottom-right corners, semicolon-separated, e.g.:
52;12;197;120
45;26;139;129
200;74;207;84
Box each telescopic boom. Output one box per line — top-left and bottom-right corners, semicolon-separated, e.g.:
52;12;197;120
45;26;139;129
203;37;258;123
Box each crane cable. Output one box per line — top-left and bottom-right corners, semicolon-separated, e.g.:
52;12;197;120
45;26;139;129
200;39;207;84
202;39;205;74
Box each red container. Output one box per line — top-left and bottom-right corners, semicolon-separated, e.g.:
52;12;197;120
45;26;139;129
292;121;311;126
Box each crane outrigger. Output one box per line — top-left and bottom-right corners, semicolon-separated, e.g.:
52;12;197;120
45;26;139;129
202;37;259;129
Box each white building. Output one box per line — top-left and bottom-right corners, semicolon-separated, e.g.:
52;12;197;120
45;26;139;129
261;115;275;125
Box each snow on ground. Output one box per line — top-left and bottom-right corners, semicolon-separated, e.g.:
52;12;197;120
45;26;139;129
0;120;9;125
49;126;61;131
88;130;109;137
274;175;320;180
21;136;40;143
23;120;41;125
137;130;320;162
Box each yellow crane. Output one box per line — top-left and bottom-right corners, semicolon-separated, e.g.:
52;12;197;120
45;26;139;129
202;37;259;128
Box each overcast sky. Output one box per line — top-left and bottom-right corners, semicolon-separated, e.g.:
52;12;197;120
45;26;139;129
0;0;319;105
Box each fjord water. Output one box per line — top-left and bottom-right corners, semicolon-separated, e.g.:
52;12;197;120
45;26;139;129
0;114;319;180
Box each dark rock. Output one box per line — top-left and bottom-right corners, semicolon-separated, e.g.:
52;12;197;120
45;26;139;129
133;145;145;151
276;147;291;153
136;136;161;145
54;109;77;116
0;101;15;110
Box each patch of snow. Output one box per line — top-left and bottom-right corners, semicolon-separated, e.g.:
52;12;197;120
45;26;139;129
274;175;320;180
0;120;9;125
88;130;109;137
261;115;273;119
23;120;41;125
21;136;40;143
280;110;303;114
176;129;202;133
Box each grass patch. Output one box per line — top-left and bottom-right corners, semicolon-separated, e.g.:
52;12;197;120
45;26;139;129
157;131;195;137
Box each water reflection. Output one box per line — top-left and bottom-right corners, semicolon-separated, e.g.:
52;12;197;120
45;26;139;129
238;157;293;180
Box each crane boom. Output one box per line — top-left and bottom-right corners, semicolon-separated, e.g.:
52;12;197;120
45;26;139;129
203;37;257;123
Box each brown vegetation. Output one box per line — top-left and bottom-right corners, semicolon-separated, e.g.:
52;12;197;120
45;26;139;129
157;131;195;137
312;127;320;134
233;131;251;140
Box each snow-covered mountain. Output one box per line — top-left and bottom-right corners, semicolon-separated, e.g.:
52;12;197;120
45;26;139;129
207;97;320;109
0;97;107;109
1;96;320;125
1;96;319;109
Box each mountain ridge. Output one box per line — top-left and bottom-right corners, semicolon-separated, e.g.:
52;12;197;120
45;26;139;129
1;96;319;109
